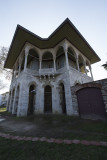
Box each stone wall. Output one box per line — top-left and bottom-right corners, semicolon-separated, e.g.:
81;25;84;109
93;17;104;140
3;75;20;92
71;78;107;116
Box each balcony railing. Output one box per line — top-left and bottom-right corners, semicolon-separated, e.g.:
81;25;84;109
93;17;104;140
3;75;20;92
39;68;55;75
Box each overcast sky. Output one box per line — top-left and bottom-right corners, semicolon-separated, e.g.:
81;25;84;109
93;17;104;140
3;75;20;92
0;0;107;93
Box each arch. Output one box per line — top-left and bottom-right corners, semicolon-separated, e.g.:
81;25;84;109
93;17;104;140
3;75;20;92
68;47;77;69
28;81;37;87
59;83;66;114
27;84;36;115
77;87;106;119
75;83;102;93
44;85;52;113
27;49;39;71
86;60;91;77
42;51;53;69
56;46;65;70
78;54;85;73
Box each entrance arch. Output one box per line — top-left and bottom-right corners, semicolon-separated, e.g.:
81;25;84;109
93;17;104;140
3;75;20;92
77;87;106;119
44;85;52;113
28;85;36;115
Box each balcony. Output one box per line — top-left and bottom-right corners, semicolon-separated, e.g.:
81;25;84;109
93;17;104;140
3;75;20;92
39;68;55;75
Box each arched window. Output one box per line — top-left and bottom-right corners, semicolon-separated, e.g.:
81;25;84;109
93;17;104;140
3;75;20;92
27;49;39;70
59;83;66;114
44;85;52;113
28;85;36;115
56;47;65;70
14;85;20;114
42;52;53;69
78;55;85;73
68;47;77;69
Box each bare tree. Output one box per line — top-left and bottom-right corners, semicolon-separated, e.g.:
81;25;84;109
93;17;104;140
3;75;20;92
0;46;12;80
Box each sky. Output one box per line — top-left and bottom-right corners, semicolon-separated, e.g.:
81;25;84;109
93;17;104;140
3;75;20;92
0;0;107;93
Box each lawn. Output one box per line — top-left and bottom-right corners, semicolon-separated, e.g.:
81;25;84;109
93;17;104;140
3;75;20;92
0;108;107;160
0;137;107;160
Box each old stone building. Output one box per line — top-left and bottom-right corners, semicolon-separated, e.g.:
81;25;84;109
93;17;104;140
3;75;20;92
5;18;105;118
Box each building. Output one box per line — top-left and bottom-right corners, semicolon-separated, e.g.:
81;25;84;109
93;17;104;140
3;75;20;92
5;18;104;117
0;92;9;107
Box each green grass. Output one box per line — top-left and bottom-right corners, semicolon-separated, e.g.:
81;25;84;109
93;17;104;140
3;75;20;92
0;137;107;160
0;110;107;159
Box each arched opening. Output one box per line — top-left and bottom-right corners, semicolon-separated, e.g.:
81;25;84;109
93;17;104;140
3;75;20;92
77;87;107;119
42;52;53;69
78;55;85;73
27;49;39;71
28;85;36;115
59;83;66;114
68;47;77;69
44;85;52;113
86;61;91;77
14;85;20;114
20;52;25;72
56;47;65;70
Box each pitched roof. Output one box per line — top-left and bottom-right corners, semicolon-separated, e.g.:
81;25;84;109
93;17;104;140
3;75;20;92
4;18;100;69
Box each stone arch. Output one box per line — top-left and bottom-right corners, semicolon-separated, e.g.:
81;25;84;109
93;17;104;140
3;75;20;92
75;83;102;93
42;51;53;69
44;85;52;113
28;81;37;88
27;84;36;115
76;84;106;119
68;47;77;69
56;46;65;70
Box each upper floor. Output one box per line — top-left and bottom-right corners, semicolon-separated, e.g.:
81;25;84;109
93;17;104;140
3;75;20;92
11;39;93;83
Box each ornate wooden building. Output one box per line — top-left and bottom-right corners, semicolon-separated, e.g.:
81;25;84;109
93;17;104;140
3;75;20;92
5;18;103;117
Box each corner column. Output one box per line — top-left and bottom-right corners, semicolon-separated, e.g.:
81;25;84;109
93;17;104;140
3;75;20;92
89;65;94;80
53;56;56;72
64;43;69;70
84;61;87;75
24;46;30;72
76;56;80;71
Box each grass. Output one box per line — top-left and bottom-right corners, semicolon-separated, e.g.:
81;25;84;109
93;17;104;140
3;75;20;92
0;108;107;159
0;108;107;141
0;137;107;160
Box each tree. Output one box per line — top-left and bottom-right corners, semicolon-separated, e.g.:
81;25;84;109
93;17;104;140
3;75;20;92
102;62;107;70
0;46;12;80
0;46;12;91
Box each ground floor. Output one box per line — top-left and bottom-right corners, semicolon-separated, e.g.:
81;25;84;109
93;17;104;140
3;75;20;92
7;70;107;120
7;71;75;117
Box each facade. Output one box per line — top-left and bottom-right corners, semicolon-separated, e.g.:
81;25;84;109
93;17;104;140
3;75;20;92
4;18;101;117
0;92;9;107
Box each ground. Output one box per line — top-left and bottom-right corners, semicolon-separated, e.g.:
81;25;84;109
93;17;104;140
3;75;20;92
0;107;107;160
